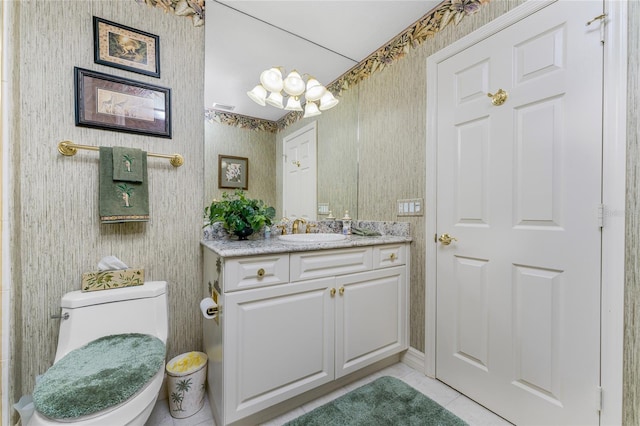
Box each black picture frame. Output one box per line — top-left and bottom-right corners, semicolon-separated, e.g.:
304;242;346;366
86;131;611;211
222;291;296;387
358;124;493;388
74;67;171;138
93;17;160;78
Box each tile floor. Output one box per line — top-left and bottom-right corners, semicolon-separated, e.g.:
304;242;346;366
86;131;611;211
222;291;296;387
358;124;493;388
145;362;513;426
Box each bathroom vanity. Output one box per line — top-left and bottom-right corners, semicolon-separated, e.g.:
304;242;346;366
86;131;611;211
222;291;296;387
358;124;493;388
201;224;411;425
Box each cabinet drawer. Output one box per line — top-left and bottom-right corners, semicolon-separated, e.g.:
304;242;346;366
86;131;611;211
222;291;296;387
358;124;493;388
372;244;406;269
290;247;373;282
224;254;289;292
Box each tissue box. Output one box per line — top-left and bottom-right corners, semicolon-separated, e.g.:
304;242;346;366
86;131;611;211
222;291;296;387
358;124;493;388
81;268;144;292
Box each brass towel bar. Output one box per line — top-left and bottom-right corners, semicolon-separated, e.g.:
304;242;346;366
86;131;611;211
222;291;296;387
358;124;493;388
57;140;184;168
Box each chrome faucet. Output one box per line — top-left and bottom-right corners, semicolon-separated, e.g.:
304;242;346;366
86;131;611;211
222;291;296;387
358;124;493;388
292;218;307;234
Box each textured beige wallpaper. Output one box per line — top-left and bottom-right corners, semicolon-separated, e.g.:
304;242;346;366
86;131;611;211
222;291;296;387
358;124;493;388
204;120;277;210
8;0;204;409
624;3;640;424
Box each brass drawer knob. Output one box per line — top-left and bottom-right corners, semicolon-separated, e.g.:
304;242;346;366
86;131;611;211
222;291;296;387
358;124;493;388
390;253;397;261
257;268;265;278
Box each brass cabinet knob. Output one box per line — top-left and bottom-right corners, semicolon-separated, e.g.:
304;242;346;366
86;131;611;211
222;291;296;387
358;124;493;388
339;287;345;296
257;268;265;278
389;253;397;261
438;233;458;246
330;288;336;297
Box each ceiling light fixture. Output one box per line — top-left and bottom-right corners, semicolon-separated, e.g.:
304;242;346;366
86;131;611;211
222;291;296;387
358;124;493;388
247;67;339;118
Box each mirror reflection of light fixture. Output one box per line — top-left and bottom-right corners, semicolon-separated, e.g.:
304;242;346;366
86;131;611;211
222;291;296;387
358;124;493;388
285;96;303;112
319;91;339;111
247;67;339;116
303;101;321;118
247;85;267;106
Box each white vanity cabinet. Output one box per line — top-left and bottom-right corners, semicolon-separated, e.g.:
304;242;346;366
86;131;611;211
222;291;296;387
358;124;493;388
203;242;409;425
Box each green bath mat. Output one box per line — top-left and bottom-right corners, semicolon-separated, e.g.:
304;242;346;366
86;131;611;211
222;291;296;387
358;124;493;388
285;376;468;426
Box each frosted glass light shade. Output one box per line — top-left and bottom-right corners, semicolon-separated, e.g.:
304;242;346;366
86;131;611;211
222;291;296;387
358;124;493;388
305;78;326;101
319;91;339;110
283;71;305;96
284;96;303;111
303;101;321;118
265;91;284;109
260;68;283;92
247;85;267;106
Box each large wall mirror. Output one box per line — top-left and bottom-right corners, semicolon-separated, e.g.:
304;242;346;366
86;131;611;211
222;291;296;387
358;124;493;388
203;1;436;221
203;1;361;220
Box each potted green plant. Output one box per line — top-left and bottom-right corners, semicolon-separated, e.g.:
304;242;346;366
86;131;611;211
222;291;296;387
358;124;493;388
204;189;276;240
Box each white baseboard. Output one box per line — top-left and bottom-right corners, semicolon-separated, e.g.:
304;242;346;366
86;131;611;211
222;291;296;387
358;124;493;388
400;347;425;373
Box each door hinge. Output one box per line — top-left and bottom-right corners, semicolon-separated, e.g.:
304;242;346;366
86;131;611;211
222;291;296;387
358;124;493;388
597;204;604;228
596;385;603;412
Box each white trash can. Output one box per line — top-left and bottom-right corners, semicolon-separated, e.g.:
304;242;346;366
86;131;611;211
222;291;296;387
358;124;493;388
166;351;208;419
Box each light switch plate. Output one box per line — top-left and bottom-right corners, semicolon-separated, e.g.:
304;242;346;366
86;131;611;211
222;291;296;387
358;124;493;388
397;198;423;216
318;203;330;215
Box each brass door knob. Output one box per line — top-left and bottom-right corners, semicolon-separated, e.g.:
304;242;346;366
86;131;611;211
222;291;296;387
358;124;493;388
438;233;458;246
487;89;508;106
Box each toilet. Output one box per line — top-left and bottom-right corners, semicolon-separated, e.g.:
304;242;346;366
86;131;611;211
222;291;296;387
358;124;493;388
28;281;169;426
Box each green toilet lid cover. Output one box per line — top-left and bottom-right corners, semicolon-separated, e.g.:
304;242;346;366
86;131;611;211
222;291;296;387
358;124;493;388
33;333;166;420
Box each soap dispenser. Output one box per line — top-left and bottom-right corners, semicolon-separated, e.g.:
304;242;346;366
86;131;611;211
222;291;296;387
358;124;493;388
342;211;352;235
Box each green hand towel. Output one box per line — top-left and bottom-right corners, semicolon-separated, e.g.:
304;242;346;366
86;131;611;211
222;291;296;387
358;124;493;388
113;146;144;183
351;226;381;236
99;147;149;223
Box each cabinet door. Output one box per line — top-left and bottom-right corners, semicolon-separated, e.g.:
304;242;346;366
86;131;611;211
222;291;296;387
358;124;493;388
224;278;335;423
335;266;407;378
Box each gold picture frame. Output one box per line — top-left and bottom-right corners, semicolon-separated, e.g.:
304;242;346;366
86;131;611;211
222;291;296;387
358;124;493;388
93;17;160;78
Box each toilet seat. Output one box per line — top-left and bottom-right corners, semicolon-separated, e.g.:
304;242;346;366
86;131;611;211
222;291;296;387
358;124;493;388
33;333;165;422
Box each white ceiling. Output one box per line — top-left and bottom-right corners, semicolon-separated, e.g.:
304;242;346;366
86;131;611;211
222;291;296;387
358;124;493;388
204;1;442;121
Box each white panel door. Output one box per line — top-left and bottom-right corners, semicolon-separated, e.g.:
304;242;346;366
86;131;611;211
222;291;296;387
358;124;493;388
283;122;317;219
436;2;603;425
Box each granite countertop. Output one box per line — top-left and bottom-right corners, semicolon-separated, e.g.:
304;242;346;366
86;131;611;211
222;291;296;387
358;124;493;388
201;220;412;258
201;234;412;258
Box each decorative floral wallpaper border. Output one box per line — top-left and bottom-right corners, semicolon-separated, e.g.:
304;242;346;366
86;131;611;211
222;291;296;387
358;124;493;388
206;0;490;132
135;0;205;27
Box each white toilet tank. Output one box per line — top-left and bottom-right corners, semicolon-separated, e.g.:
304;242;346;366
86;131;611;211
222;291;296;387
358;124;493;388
54;281;168;362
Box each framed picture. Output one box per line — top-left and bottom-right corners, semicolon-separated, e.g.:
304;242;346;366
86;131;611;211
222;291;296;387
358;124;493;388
74;67;171;138
93;17;160;78
218;155;249;190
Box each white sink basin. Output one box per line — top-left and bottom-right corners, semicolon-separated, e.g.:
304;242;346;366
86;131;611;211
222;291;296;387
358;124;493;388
278;233;347;243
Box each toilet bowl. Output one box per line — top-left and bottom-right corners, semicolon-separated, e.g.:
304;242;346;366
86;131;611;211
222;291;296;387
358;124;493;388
28;281;168;426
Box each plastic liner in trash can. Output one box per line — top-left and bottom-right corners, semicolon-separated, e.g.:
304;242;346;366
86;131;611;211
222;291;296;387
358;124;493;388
166;351;208;419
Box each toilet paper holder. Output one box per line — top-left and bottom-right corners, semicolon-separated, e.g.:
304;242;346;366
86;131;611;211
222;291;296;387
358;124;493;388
207;281;220;324
207;291;219;317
